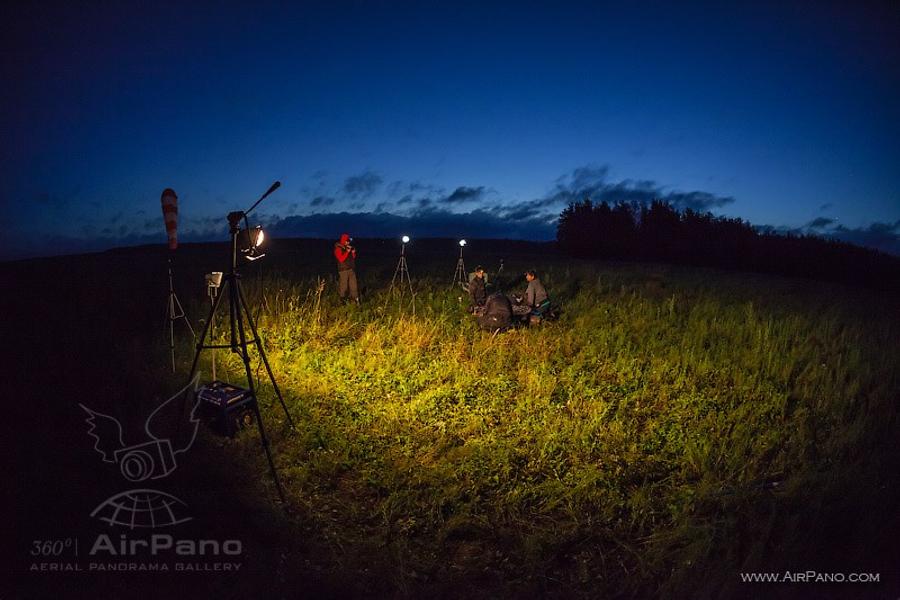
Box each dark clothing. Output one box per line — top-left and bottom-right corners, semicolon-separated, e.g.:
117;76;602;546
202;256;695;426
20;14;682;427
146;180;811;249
477;293;513;331
338;269;358;300
525;278;548;308
468;274;487;305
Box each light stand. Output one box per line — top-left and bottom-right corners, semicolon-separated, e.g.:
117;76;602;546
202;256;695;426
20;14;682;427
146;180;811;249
205;272;223;380
389;236;414;293
165;257;195;372
452;239;467;288
388;236;415;315
185;182;295;501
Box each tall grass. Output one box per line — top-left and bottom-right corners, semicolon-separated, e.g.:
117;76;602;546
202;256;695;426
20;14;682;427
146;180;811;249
205;262;900;597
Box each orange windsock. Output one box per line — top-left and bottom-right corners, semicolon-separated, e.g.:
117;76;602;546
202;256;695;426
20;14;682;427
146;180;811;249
160;188;178;250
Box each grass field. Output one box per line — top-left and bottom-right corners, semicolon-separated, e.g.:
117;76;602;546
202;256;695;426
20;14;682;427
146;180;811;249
7;238;900;598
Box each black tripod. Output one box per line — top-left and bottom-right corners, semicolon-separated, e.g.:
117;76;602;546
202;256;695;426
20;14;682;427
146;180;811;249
185;182;294;501
451;244;467;289
165;257;195;372
388;239;415;315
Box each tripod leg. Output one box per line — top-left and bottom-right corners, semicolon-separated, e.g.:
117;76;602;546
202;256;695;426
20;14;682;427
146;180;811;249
249;397;286;501
390;255;403;289
229;278;238;352
173;293;196;338
233;280;287;501
236;279;296;430
169;293;176;372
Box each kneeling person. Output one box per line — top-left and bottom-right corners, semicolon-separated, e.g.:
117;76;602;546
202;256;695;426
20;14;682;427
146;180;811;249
524;269;551;322
468;265;488;310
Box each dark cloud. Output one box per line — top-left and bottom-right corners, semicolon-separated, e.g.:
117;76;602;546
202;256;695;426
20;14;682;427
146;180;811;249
440;186;486;204
819;202;833;211
665;190;735;212
386;181;445;213
269;208;555;241
760;218;900;256
343;170;383;198
386;182;489;215
310;196;336;207
386;180;441;198
503;204;544;221
828;220;900;256
541;164;735;213
806;217;835;229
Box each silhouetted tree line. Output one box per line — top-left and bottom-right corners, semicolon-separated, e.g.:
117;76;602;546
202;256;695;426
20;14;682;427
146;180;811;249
557;199;900;292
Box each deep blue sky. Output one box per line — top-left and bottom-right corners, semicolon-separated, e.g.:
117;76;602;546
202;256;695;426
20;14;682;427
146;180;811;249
2;1;899;259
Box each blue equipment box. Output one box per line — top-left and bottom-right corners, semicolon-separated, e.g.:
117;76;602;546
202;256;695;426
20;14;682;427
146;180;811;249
197;380;257;437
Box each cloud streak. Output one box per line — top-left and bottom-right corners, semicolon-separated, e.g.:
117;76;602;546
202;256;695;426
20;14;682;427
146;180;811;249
541;165;736;212
269;207;555;241
343;170;383;199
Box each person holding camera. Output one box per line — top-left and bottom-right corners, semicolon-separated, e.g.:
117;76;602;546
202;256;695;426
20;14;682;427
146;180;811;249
334;233;359;304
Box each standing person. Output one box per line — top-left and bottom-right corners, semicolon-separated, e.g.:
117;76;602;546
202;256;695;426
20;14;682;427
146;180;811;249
524;269;550;319
468;265;488;310
334;233;359;303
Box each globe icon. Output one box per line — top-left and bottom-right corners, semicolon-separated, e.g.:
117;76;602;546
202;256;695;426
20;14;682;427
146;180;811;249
90;489;192;529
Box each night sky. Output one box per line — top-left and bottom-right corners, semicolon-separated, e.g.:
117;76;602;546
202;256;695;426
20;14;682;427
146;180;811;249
3;1;899;259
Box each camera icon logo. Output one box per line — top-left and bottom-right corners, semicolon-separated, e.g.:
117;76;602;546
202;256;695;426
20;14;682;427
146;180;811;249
113;439;177;481
79;374;200;483
78;375;201;529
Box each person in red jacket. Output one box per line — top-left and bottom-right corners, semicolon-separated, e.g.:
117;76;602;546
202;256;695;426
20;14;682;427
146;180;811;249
334;233;359;303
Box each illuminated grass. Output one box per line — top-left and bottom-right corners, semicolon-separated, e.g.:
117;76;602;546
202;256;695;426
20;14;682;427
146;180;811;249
208;263;900;596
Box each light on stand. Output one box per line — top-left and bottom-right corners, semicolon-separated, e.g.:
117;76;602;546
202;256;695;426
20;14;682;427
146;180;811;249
452;239;467;287
186;180;293;501
242;225;266;261
389;235;415;310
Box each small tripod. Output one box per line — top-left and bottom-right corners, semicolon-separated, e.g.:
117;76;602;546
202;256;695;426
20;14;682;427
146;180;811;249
452;245;467;288
165;257;195;372
388;239;415;315
185;183;294;501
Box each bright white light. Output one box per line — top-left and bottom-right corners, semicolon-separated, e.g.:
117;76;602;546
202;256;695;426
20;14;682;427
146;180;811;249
402;235;410;243
255;228;265;247
459;239;467;247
